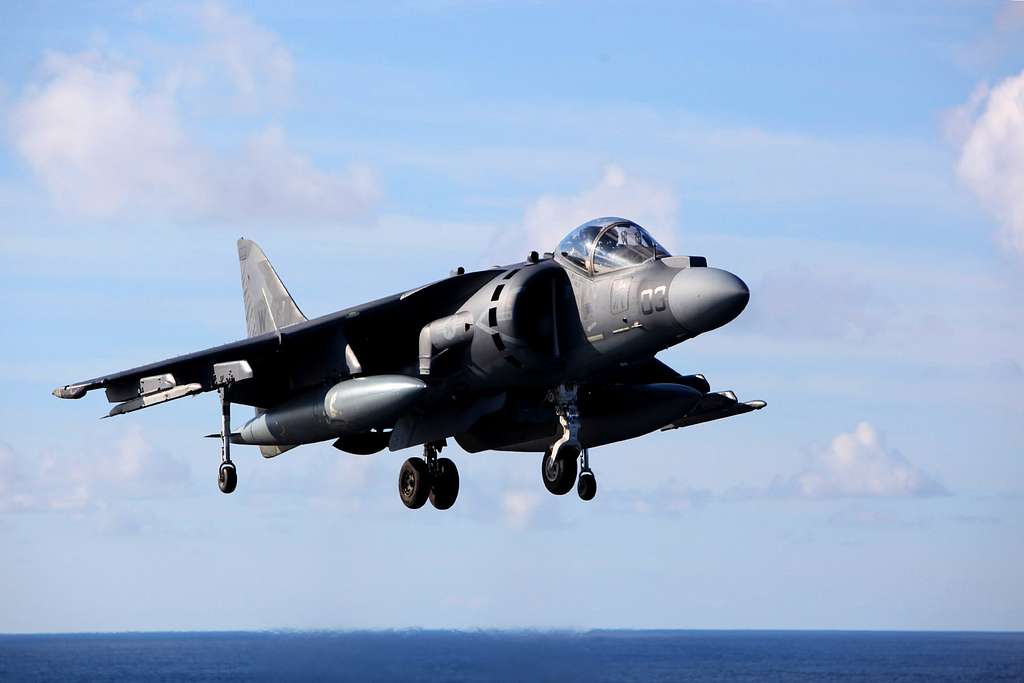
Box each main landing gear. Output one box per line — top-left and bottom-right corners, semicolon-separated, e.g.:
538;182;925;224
541;384;597;501
217;387;237;494
399;440;459;510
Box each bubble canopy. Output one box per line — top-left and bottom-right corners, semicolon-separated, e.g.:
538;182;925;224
556;217;670;275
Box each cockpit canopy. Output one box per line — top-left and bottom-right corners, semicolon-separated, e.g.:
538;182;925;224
556;217;670;275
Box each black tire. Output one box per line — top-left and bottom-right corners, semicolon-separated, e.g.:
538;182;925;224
399;458;431;509
541;446;578;495
218;463;237;494
429;457;460;510
577;469;597;501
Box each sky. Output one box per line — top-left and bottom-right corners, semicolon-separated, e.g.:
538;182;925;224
1;1;1023;633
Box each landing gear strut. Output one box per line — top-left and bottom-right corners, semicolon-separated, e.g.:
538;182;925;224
399;440;459;510
542;384;582;495
541;385;598;500
217;387;237;494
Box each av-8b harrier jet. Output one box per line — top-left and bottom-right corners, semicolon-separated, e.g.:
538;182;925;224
54;218;764;508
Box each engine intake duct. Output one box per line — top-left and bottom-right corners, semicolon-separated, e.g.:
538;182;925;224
462;260;573;385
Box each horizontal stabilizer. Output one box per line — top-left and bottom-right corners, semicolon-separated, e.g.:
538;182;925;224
257;444;296;458
207;432;296;458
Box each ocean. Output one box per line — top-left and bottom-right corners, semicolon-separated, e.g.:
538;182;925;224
0;630;1021;681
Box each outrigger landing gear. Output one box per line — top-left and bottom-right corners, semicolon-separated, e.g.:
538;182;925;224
217;387;237;494
542;384;581;496
399;440;459;510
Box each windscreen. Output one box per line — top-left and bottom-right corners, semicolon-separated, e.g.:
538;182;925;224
591;223;670;274
557;224;603;269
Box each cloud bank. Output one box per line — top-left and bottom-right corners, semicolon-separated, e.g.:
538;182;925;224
0;429;191;514
7;4;378;223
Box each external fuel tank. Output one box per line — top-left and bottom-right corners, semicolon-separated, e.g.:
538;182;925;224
236;375;427;446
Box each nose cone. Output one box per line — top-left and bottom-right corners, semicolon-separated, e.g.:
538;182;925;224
668;267;750;335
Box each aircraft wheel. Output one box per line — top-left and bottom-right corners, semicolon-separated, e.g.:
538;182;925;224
429;457;460;510
542;447;577;495
577;469;597;501
218;462;237;494
399;457;431;509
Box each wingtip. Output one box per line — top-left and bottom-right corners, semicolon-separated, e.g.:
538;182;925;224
746;400;767;410
53;384;87;399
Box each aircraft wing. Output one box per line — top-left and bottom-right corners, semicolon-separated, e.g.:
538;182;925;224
661;389;766;430
53;332;281;406
53;267;503;415
594;357;712;393
590;357;764;430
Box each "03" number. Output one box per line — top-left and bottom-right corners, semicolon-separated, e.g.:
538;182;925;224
639;286;666;315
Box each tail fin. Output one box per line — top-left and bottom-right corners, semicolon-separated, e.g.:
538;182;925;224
238;239;307;338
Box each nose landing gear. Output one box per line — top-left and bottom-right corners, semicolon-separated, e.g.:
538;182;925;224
399;440;460;510
428;456;460;510
541;384;597;500
577;448;596;501
542;444;577;495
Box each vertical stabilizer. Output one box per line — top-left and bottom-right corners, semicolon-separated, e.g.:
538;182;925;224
238;239;307;338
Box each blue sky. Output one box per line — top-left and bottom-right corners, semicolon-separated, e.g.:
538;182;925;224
1;1;1023;632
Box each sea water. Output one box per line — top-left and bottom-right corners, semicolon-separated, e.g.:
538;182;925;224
1;630;1022;681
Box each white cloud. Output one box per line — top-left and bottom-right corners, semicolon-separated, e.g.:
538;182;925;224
11;51;203;217
194;1;294;107
7;5;378;223
955;3;1024;70
247;448;376;506
0;429;191;514
501;490;541;530
953;68;1024;258
735;263;892;342
0;444;34;512
613;483;713;515
944;82;991;145
827;505;926;529
775;422;947;499
520;164;680;253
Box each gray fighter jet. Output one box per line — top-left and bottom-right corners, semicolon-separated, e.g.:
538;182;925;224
54;217;764;508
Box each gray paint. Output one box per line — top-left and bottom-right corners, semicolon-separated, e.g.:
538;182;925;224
54;216;764;473
667;267;750;335
236;375;427;446
390;392;506;451
455;383;703;453
238;238;307;338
